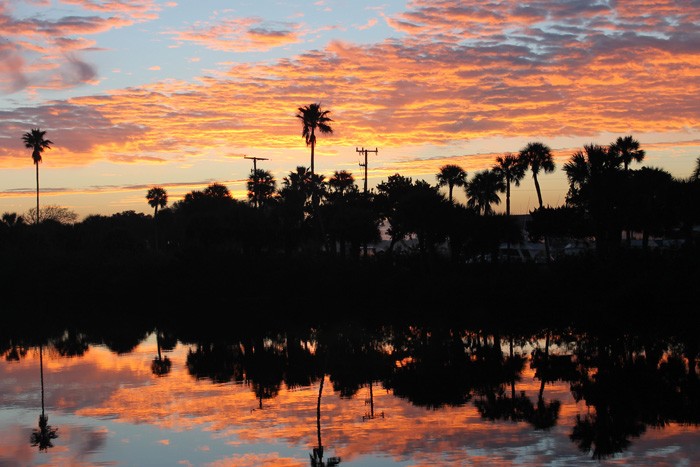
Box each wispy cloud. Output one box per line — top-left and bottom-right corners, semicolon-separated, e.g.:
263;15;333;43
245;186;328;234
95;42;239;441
167;17;303;52
0;0;167;93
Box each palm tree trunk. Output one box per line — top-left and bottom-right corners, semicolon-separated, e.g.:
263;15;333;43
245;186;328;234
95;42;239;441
154;206;159;251
533;175;543;208
448;184;453;203
506;181;511;218
310;140;315;177
316;375;324;455
39;344;45;417
35;162;40;225
533;175;552;262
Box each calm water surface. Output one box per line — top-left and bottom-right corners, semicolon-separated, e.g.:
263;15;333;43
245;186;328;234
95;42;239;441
1;325;698;466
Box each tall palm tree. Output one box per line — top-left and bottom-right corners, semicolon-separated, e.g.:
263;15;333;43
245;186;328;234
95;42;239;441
518;141;555;209
492;153;526;218
518;142;555;261
146;186;168;217
22;128;53;225
436;164;467;204
146;187;168;251
296;103;333;177
609;136;645;246
609;135;645;171
465;170;505;215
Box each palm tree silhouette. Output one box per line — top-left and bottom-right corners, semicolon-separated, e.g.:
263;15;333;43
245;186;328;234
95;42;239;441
30;344;58;451
692;156;700;181
518;142;555;260
146;186;168;250
466;170;505;215
518;141;556;209
609;135;645;245
609;135;645;171
492;153;526;218
22;128;53;225
296;103;333;178
247;169;277;208
436;164;467;204
146;186;168;217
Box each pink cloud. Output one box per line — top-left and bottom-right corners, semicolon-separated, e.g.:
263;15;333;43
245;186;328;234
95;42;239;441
0;1;166;94
168;17;302;52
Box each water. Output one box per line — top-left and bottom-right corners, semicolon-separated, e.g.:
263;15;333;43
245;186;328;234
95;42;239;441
1;324;698;466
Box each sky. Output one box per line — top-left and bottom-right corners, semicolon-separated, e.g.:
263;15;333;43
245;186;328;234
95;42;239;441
1;0;699;220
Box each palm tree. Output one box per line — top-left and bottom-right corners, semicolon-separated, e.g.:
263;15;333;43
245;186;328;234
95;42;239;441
328;170;356;196
22;128;53;225
246;169;277;208
436;164;467;204
492;153;526;218
296;103;333;178
518;142;555;261
146;186;168;217
692;156;700;181
146;187;168;251
518;141;555;209
609;135;645;171
465;170;505;215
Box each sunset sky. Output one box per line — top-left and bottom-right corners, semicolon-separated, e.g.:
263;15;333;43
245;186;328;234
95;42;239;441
1;0;699;219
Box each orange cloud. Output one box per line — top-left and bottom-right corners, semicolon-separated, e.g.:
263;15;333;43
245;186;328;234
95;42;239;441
0;0;698;215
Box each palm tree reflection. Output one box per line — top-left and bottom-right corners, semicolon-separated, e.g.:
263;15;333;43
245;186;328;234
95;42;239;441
310;375;341;467
528;330;562;431
151;328;172;377
30;344;58;451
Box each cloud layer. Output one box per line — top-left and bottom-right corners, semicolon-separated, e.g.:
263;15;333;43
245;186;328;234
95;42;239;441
0;1;698;214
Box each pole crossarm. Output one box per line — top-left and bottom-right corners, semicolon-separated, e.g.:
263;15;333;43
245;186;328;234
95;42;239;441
355;147;378;194
244;155;270;208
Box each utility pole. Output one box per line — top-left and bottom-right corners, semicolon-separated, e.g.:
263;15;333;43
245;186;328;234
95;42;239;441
356;147;378;194
244;155;269;208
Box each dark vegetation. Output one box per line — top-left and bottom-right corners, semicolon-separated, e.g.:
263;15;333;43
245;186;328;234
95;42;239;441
4;130;700;325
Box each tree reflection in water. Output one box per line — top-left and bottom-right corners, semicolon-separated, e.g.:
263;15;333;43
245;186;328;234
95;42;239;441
29;344;58;451
1;322;696;463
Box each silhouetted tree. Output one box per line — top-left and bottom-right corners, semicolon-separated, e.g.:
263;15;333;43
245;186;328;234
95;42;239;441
466;169;505;215
247;169;277;208
436;164;467;204
146;186;168;250
519;142;555;260
24;205;77;224
692;156;700;181
628;167;675;249
609;135;645;172
493;153;526;218
296;103;333;178
146;187;168;216
518;142;555;210
22;128;53;225
564;144;625;254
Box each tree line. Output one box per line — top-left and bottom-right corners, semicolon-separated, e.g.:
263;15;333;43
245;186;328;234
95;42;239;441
6;105;700;263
